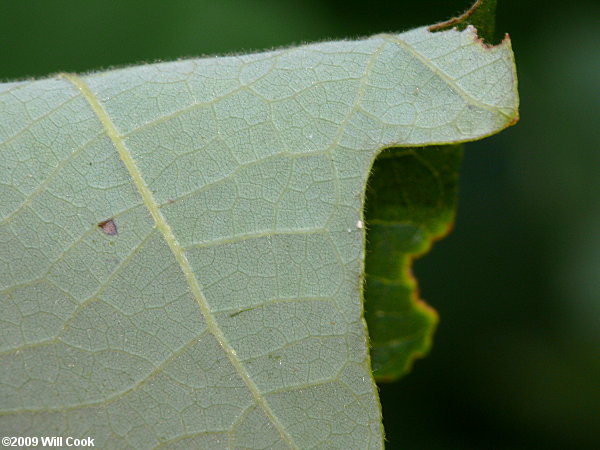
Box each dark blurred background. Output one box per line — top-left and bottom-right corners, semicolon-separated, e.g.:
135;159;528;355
1;1;598;448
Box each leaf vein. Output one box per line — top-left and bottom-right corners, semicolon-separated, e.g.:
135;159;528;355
381;34;512;119
60;72;297;448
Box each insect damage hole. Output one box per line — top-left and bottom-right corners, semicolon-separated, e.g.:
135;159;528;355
98;218;118;236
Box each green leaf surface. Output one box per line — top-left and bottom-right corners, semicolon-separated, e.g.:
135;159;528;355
365;0;502;382
365;145;462;381
0;25;517;448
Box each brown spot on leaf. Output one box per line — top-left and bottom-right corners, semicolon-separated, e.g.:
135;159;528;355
98;218;117;236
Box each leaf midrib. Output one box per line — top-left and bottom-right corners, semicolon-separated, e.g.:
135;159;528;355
61;73;297;448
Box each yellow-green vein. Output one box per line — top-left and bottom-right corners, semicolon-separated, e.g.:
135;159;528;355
60;72;297;449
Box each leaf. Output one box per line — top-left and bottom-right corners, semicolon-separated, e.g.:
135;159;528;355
365;0;501;382
365;144;462;381
0;25;518;447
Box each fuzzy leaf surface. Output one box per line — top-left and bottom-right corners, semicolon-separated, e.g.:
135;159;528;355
0;26;517;448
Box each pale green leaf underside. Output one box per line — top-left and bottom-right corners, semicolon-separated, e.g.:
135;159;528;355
0;26;517;448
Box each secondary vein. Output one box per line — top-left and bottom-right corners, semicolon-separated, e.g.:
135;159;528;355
381;34;513;120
